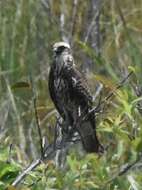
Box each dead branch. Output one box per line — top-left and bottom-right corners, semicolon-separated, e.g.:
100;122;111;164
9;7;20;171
12;159;42;187
11;115;79;187
104;71;133;102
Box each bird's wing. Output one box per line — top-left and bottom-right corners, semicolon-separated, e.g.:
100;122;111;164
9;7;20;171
62;60;93;106
48;65;65;119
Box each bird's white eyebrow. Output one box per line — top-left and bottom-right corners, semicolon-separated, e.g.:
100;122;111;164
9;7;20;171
53;42;70;50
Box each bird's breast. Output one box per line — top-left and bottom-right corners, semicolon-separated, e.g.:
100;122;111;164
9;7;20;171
53;75;75;108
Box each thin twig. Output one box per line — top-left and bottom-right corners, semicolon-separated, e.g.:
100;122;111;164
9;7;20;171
115;0;127;30
89;71;134;115
30;75;44;158
7;144;13;163
33;97;44;158
104;71;133;102
115;0;133;44
102;157;142;188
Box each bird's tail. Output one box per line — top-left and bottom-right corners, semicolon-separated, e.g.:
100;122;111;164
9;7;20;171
77;119;103;153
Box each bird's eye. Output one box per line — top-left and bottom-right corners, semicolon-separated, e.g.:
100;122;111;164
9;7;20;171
56;46;66;53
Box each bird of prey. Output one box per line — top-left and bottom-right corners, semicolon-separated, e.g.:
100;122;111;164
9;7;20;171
48;42;103;153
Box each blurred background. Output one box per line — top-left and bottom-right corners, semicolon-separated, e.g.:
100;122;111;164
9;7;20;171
0;0;142;189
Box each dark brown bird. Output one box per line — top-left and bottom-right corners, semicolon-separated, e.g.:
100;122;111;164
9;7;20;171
49;42;103;153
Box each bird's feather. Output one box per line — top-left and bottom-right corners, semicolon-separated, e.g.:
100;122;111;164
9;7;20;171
48;45;103;153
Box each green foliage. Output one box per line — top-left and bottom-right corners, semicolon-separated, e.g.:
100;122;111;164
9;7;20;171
0;161;20;184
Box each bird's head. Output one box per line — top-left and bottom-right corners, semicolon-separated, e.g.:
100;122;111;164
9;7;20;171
53;42;71;56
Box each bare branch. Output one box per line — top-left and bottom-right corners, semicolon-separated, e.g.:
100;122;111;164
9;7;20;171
12;159;41;187
89;71;134;115
103;71;133;103
11;116;79;186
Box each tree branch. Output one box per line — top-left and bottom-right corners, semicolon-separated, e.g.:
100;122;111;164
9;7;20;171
103;156;142;188
89;71;134;116
12;159;41;187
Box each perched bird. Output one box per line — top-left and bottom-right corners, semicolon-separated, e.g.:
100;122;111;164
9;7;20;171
48;42;103;153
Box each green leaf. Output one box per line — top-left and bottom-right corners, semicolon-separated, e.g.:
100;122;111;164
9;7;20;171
11;82;31;90
0;161;20;184
132;137;142;152
6;185;17;190
128;66;136;74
